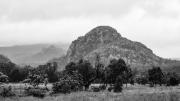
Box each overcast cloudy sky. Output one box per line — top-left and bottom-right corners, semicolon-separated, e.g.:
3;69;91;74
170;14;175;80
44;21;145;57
0;0;180;58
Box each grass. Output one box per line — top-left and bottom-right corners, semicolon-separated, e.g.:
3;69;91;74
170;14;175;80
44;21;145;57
0;84;180;101
1;91;179;101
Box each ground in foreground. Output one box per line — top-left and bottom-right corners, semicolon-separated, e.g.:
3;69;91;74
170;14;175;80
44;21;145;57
1;84;180;101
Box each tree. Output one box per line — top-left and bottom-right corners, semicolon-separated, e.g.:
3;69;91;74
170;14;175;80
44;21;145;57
0;62;16;80
65;62;77;75
148;66;164;86
76;59;96;90
136;74;148;85
94;54;105;83
104;58;133;92
27;72;45;87
114;75;123;92
165;72;179;86
36;62;58;83
52;71;83;93
9;68;21;82
105;58;130;85
46;62;58;82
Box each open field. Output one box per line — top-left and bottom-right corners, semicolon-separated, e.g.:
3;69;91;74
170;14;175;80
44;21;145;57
0;84;180;101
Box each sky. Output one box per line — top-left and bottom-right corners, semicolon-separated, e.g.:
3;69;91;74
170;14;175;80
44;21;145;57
0;0;180;58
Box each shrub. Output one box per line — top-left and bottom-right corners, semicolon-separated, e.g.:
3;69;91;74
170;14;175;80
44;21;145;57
24;87;46;98
0;86;15;97
52;72;83;94
107;86;114;92
99;84;106;90
52;81;71;94
91;86;100;92
136;76;148;85
0;72;9;83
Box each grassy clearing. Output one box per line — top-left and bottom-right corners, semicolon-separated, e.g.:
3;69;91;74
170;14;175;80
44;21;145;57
0;84;180;101
1;91;179;101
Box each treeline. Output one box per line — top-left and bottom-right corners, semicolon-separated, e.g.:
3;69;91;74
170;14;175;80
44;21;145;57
0;56;180;93
136;67;180;86
0;62;59;83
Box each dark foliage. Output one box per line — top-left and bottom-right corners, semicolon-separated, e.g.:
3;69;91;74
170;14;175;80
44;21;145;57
136;75;149;85
0;63;32;82
52;72;83;94
65;62;77;75
0;86;15;97
0;72;8;83
91;86;100;92
0;62;17;81
105;58;131;87
148;67;164;86
52;82;71;94
77;59;96;89
114;75;123;92
99;84;106;90
36;62;59;83
64;59;97;90
136;71;149;85
107;86;114;92
24;87;46;98
165;72;180;86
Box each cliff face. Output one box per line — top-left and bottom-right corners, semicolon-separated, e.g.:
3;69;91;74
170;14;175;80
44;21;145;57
51;26;171;70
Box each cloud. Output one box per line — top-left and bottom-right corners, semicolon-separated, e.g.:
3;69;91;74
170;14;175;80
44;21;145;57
0;0;142;22
0;0;180;58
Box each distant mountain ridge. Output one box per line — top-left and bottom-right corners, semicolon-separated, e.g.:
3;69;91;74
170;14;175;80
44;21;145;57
20;45;66;66
0;54;11;63
50;26;179;70
0;43;69;66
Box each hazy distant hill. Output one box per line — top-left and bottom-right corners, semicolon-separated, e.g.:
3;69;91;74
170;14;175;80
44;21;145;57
0;54;11;63
0;43;69;66
50;26;180;70
19;45;66;66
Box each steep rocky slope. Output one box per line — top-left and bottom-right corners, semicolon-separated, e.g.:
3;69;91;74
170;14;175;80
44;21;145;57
51;26;177;70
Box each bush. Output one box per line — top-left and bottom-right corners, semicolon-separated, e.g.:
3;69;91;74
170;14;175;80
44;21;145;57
52;81;71;94
91;86;100;92
0;86;15;97
136;76;148;85
99;85;106;90
107;86;114;92
52;73;83;94
0;72;9;83
24;87;46;98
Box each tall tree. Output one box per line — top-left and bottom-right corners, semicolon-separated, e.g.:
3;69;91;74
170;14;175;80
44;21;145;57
76;59;96;90
106;58;129;84
148;66;164;86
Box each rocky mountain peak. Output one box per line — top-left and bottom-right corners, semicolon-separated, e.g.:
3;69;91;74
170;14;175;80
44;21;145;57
86;26;121;37
66;26;122;60
51;26;174;70
85;26;121;43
